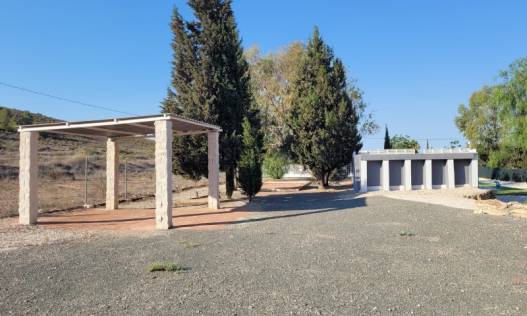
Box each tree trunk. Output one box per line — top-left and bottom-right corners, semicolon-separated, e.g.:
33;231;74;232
318;172;330;189
226;166;235;199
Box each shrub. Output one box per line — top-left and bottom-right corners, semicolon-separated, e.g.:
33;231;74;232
512;172;523;182
147;261;184;272
237;118;262;201
500;171;510;181
262;152;288;179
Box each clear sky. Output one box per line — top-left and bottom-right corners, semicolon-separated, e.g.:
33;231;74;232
1;0;526;149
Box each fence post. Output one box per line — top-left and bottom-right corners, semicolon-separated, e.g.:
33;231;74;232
124;159;128;200
84;155;88;207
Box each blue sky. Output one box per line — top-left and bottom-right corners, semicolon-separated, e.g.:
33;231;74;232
1;1;526;149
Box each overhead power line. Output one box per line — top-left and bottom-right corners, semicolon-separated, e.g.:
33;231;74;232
0;80;137;116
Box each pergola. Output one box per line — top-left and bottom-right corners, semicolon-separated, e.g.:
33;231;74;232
18;114;221;230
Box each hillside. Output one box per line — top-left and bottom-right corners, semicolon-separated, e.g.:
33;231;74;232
0;106;156;217
0;106;58;132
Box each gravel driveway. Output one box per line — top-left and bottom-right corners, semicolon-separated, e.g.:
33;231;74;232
1;191;526;315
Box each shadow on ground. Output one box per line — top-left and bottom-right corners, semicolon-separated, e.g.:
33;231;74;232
174;190;367;229
36;189;366;231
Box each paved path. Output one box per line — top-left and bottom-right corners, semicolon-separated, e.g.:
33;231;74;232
1;191;526;315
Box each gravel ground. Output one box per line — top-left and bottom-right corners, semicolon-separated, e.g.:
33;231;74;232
1;191;526;315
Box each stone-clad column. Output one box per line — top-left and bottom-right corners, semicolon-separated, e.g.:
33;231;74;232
404;159;412;191
155;120;173;229
106;138;119;210
208;131;220;209
382;160;390;191
19;131;39;225
447;159;455;188
470;158;479;188
360;159;368;193
424;159;432;189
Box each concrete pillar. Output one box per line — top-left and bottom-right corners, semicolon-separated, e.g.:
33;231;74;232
155;120;173;229
360;159;368;193
19;131;39;225
470;158;479;188
382;160;390;191
105;138;119;210
424;159;432;189
208;131;220;209
404;159;412;191
447;159;455;188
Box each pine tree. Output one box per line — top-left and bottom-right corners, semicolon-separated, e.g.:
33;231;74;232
237;115;263;201
287;27;362;189
162;0;252;197
384;126;392;149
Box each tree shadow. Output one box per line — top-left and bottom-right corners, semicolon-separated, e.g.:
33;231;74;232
174;190;367;229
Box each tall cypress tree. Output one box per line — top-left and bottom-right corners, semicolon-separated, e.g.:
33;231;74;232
162;0;252;198
287;27;362;189
237;114;263;201
384;126;392;149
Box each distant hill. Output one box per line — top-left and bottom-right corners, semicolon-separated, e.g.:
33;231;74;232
0;106;59;132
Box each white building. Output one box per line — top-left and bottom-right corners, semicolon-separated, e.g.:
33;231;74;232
354;149;478;192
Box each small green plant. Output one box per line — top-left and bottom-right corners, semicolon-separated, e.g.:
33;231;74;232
180;240;200;249
237;117;263;201
500;172;510;181
262;151;288;179
399;230;415;237
147;261;185;272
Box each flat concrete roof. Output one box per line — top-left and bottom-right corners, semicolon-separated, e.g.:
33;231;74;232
17;114;222;139
357;150;478;161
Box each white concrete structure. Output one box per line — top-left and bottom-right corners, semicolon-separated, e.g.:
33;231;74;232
18;114;222;230
355;149;478;192
404;160;412;191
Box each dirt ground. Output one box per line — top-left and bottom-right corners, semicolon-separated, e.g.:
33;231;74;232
1;190;526;315
0;180;313;252
364;186;485;210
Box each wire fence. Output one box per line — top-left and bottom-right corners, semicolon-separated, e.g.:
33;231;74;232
0;135;213;218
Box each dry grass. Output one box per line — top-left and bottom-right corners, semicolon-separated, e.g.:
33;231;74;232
0;132;216;218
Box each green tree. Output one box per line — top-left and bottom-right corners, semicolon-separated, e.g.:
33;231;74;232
245;43;305;155
237;117;262;201
390;134;420;151
384;126;391;149
162;0;252;198
287;27;362;189
455;86;501;161
263;151;288;179
246;43;377;157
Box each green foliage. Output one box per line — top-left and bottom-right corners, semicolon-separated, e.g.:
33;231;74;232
245;43;305;155
390;134;420;151
455;57;527;168
147;261;185;272
237;117;262;201
263;151;288;179
246;42;377;157
399;230;415;237
449;140;461;148
384;126;391;149
162;0;252;197
287;27;362;188
0;106;55;132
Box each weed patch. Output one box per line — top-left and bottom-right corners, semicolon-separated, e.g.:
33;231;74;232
399;230;415;237
147;261;186;272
